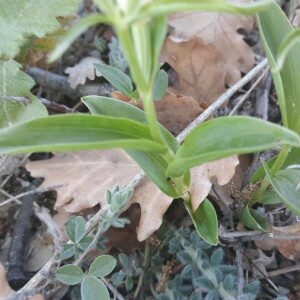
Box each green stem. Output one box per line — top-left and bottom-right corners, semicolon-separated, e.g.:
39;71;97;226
251;145;291;205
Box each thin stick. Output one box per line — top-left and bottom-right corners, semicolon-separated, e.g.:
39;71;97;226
0;185;65;208
267;264;300;277
22;58;269;291
27;67;116;99
229;68;269;116
234;243;244;300
176;59;268;143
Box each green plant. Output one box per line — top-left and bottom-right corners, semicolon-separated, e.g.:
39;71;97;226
239;1;300;230
0;0;82;127
1;0;300;245
155;227;260;300
56;254;116;300
111;253;143;292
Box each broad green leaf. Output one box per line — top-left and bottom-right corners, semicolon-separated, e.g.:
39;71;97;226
153;69;168;100
251;147;300;182
149;15;168;78
0;60;47;128
184;199;218;245
263;163;300;215
167;116;300;177
277;29;300;70
89;255;116;277
82;96;180;197
56;265;84;285
94;63;133;97
257;2;300;132
81;276;109;300
82;96;179;152
258;190;282;205
0;114;167;154
141;0;272;18
61;244;76;260
240;205;268;231
127;150;179;197
0;0;80;57
65;216;86;244
50;14;109;62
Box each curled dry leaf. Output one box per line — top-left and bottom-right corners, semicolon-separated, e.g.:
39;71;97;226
65;57;102;89
27;150;238;241
255;223;300;261
112;90;206;135
163;0;255;104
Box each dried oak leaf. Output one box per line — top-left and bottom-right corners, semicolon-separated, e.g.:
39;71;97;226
255;223;300;261
112;90;206;135
163;0;255;104
65;57;102;89
26;150;239;241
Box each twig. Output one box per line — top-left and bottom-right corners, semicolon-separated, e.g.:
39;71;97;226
38;98;78;113
176;59;268;143
0;184;65;208
267;264;300;278
242;73;272;187
229;68;269;116
74;217;107;267
243;252;279;293
7;179;43;289
234;243;244;300
219;227;300;241
102;278;126;300
21;58;269;291
27;67;116;99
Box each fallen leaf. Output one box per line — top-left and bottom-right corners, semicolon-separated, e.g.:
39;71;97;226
27;150;239;241
27;150;140;212
145;91;205;135
189;156;239;211
65;57;103;89
112;90;206;135
255;223;300;261
163;0;255;104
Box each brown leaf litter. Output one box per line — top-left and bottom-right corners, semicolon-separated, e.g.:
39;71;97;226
162;0;255;104
26;150;239;241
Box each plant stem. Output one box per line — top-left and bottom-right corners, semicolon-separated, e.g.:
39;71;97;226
251;144;291;205
133;239;151;299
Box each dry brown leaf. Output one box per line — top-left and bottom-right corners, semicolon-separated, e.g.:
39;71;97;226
163;1;255;104
149;91;205;135
27;150;238;241
189;156;239;211
65;57;102;89
112;91;206;135
255;223;300;261
27;150;140;212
